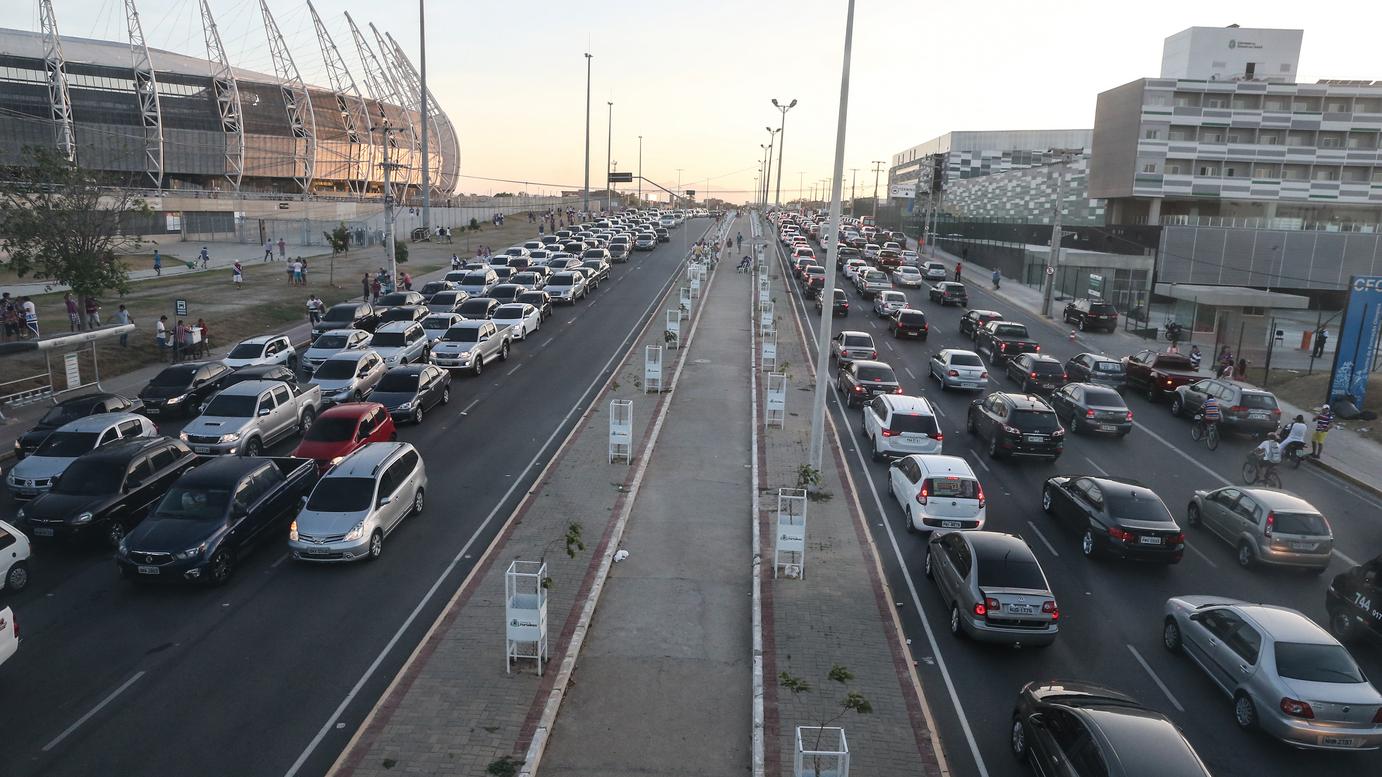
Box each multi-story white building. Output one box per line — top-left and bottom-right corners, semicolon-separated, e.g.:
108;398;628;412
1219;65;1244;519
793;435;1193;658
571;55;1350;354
888;129;1092;197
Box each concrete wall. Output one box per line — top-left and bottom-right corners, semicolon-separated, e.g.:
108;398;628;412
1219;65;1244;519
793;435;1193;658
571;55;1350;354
1157;224;1382;290
1090;79;1149;199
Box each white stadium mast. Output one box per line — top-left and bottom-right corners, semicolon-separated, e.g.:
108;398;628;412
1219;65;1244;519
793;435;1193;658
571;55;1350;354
124;0;164;189
198;0;244;191
385;32;458;197
308;1;372;195
39;0;76;163
370;22;421;193
346;13;413;201
260;0;318;194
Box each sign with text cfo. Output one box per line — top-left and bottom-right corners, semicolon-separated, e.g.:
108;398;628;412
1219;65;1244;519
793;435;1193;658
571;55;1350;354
1328;276;1382;408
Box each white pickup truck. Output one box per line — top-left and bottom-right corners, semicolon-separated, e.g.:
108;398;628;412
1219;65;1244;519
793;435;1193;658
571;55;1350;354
0;606;17;669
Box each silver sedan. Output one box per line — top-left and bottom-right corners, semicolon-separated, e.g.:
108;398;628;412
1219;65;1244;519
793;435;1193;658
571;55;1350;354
1163;595;1382;750
928;349;988;391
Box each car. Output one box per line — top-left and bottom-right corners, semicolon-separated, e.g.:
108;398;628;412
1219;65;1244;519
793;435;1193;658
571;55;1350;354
1186;487;1333;572
1041;475;1183;562
314;302;380;336
862;243;881;260
837;359;901;408
456;297;499;320
634;233;657;250
791;246;816;261
967;392;1065;461
546;271;589;303
928;281;968;306
582;247;612;264
1062;298;1120;332
492;303;541;341
853;269;893;298
292;401;397;474
430;320;510;375
116;456;318;585
929;349;988;391
13;392;144;460
7;414;158;500
371;365;452;424
546;256;581;272
301;329;373;376
927;531;1057;646
607;242;630;262
959;309;1003;340
457;268;499;296
1005;353;1067;395
1326;553;1382;643
501;246;530;260
581;258;612;284
425;290;470;315
872;290;908;317
792;257;818;281
377;305;429;326
654;227;670;242
1161;596;1382;750
889;454;986;533
899;249;919;266
1048;383;1132;436
571;266;602;291
138;361;233;417
892;265;924;288
418;280;457;301
527;249;552;265
366;321;430;367
862;394;942;460
521;240;543;252
886;308;929;340
1010;681;1214;777
842;258;869;279
1170;380;1282;435
1122;349;1201;403
489;283;525;305
180;380;321;456
222;334;297;370
1063;352;1126;390
510;272;545;291
816;287;849;317
0;605;16;668
0;520;33;591
16;437;198;547
310;349;387;405
921;260;948;281
422;313;466;345
829;330;877;365
373;291;427;311
517;290;554;321
876;249;904;271
289;441;427;563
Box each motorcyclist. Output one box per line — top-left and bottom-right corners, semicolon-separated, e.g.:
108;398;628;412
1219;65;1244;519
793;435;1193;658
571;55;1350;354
1279;415;1309;460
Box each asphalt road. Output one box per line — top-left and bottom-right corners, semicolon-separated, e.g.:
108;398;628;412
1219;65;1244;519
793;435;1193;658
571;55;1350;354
0;218;718;777
770;235;1382;777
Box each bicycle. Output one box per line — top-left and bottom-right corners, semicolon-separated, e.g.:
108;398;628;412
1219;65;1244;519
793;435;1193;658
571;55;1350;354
1189;414;1220;450
1241;456;1282;487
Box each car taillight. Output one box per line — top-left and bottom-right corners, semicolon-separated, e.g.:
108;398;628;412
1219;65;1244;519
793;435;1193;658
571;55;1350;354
1030;371;1038;379
1061;373;1068;382
1230;405;1247;414
984;597;1001;614
881;429;897;437
973;601;987;616
1280;698;1315;719
893;386;903;394
1108;526;1135;543
976;482;985;508
1042;601;1059;620
1265;511;1275;538
1165;379;1174;386
948;370;959;377
871;351;878;359
979;372;988;380
1374;707;1382;724
853;385;865;393
1000;343;1008;351
1126;411;1134;421
1085;408;1096;418
1034;345;1041;352
1170;532;1185;545
923;324;929;331
934;433;944;442
916;486;929;505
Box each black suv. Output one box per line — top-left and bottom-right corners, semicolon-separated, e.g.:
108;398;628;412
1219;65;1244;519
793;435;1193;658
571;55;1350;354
816;287;849;317
967;392;1065;461
374;291;427;311
378;305;429;325
929;281;968;306
14;392;145;460
315;302;381;336
837;360;901;408
1006;353;1067;395
1062;298;1119;332
17;437;199;547
138;361;233;418
887;309;928;339
1327;553;1382;643
959;309;1003;340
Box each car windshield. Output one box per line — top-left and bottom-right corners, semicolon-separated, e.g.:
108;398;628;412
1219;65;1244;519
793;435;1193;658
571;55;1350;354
897;267;919;275
53;458;127;494
304;416;358;442
881;292;904;302
1084;388;1126;407
994;324;1029;337
1156;355;1196;370
463;273;489;284
493;308;522;321
376;293;411;306
889;414;939;435
372;332;407;347
513;273;538;284
1241;393;1278;410
549;275;573;286
312;333;350;349
977;550;1047;591
1030;362;1064;376
518;293;544;306
380;308;419;322
423;317;454;330
324;306;357;321
203;394;258;417
34;431;99;457
855;366;896;383
150;367;196;387
1011;410;1060;432
1088;303;1118;315
843;335;873;348
948;353;983;367
306;477;376;512
1272;511;1329;536
1275;642;1365;683
926;476;979;499
864;272;887;282
313;359;359;380
376;373;420;392
39;403;88;426
442;328;480;343
155;486;229;521
1105;492;1173;523
1094;361;1124;373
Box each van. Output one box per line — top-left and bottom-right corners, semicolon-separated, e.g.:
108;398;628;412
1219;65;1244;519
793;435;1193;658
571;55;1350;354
888;454;986;533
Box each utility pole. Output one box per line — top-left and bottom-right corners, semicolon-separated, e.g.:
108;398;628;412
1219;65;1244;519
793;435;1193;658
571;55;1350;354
377;124;401;287
676;168;683;207
763;127;779;208
605;100;613;214
870;160;883;219
798;171;804;205
771;98;796;207
418;0;430;231
637;135;643;205
1040;167;1068;317
760;144;771;208
583;52;592;215
849;168;858;214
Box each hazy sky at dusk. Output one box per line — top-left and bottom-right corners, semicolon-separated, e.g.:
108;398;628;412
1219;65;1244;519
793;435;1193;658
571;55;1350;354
3;1;1381;202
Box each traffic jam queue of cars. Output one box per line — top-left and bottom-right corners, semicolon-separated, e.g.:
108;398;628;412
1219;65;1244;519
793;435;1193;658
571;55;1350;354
0;209;688;635
772;208;1382;758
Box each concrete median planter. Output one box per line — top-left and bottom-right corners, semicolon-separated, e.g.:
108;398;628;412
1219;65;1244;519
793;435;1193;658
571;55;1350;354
794;726;849;777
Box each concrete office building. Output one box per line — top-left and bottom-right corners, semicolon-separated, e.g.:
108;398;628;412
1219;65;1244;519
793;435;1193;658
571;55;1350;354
888;129;1093;195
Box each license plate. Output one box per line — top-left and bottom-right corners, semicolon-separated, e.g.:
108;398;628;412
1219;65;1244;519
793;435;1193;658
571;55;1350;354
1250;412;1268;419
1041;383;1054;390
194;446;212;454
1024;435;1044;443
941;521;961;529
137;565;160;575
305;547;332;555
961;383;980;388
146;407;161;414
1139;536;1164;545
19;490;36;497
1008;605;1036;615
1322;736;1356;747
1291;542;1314;550
33;527;54;537
1099;424;1117;432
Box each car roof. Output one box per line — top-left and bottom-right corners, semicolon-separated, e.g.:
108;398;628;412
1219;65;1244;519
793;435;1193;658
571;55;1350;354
840;329;872;338
451;320;489;329
969;309;1002;317
79;435;169;461
179;455;268;485
995;392;1054;411
1018;353;1062;364
55;392;123;408
908;454;975;477
325;349;374;362
318;402;381;420
1235;604;1333;642
850;359;892;371
375;320;420;333
329;441;411;478
1073;704;1208;777
1085;476;1156;499
58;412;145;432
216;379;291;396
880;394;933;414
1240;488;1319;513
965;531;1034;561
384;364;428;376
236;334;280;345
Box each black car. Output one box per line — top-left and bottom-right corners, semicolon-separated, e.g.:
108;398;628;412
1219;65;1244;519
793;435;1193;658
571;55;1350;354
928;281;968;306
654;227;670;242
1011;681;1212;777
887;309;928;339
371;365;452;424
1063;352;1125;389
815;287;849;317
967;392;1064;461
959;309;1003;340
418;280;456;301
1062;298;1120;332
315;302;381;336
378;305;429;325
374;291;427;310
1048;383;1132;437
581;259;612;284
1005;353;1066;395
458;297;500;319
14;392;145;460
138;361;233;418
1040;475;1183;562
18;437;199;547
837;359;901;408
489;284;525;304
1326;553;1382;643
222;363;297;388
517;290;554;321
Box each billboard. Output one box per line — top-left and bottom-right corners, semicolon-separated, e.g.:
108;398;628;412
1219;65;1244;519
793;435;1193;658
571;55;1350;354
888;182;917;199
1328;275;1382;407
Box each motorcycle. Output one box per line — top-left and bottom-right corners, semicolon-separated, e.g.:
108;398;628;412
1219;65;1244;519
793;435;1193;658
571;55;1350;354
1164;321;1185;342
1274;425;1309;469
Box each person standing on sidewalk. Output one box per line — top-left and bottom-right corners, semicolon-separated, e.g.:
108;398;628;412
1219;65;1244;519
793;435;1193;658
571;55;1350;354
199;246;210;269
174;319;190;362
153;249;162;276
954;261;963;282
1188;344;1202;371
370;276;382;303
263;239;274;262
195;318;210;357
361;272;371;301
22;296;39;338
232;260;243;290
84;296;101;328
156;315;169;358
2;293;18;341
277;238;287;260
112;304;132;346
64;292;82;332
1311;405;1334;459
1312;327;1329;358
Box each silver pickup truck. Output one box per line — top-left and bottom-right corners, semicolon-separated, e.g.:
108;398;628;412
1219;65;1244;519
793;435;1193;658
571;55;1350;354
429;320;511;376
179;379;321;457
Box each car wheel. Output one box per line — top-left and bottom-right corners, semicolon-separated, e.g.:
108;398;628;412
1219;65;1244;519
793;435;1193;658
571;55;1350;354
1162;617;1183;652
871;435;883;462
1079;318;1088;332
1329;609;1357;642
923;550;933;578
988;435;1001;459
966;412;977;435
1145;385;1158;403
473;358;483;377
1010;717;1028;762
1236;541;1255;569
412;487;425;516
208;550;233;586
242;438;262;457
298;409;316;436
106;520;128;549
352;390;363;403
413;406;424;424
906;508;917;535
1186;503;1201;527
440;387;450;405
368;529;383;561
1081;530;1098;558
5;560;29;592
949;603;965;639
1041;487;1053;514
1233;693;1258;730
1170;397;1185;417
1069;414;1080;434
499;343;510;362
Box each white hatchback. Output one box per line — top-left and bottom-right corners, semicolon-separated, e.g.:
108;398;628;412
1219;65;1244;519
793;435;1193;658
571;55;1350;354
223;334;296;370
0;520;32;592
491;303;541;341
863;394;943;460
888;454;986;533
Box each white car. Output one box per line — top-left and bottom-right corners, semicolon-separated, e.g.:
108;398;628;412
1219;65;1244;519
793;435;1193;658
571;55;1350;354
888;454;987;533
6;414;157;500
1;520;32;592
421;313;465;344
302;329;372;375
892;266;924;288
900;249;920;266
922;261;948;281
223;334;296;370
862;394;943;460
863;243;881;260
843;260;870;281
873;290;908;317
491;303;541;341
369;321;431;367
0;606;17;669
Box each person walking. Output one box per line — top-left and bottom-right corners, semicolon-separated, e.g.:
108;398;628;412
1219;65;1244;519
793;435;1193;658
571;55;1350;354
263;239;273;262
954;261;963;282
1312;327;1329;358
153;248;162;276
370;276;382;303
232;260;243;290
174;319;190;362
361;272;371;301
451;254;461;271
112;304;132;346
21;296;39;339
1311;404;1334;459
1216;346;1234;378
197;318;211;356
277;238;287;260
84;296;101;328
307;295;323;326
199;246;210;269
1188;344;1203;370
156;315;169;359
64;292;82;332
991;268;1001;289
401;271;412;291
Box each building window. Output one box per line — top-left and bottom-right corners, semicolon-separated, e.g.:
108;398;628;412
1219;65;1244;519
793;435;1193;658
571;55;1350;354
1343;167;1370;183
1166;163;1184;175
1259;132;1280;145
1313;168;1339;181
1173;95;1195;107
1253;166;1279;179
1264;98;1288;111
1224;166;1238;178
1144;129;1160;140
1201;131;1224;143
1143;163;1158;173
1205;97;1226;109
1242;306;1266;317
1326;100;1351;113
1198;165;1219;177
1282;165;1309;180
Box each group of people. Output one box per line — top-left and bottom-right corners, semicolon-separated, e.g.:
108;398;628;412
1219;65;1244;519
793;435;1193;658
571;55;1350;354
1246;405;1336;477
1;292;40;340
433;225;455;243
262;238;288;262
361;267;410;302
284;257;309;286
154;315;211;361
61;292;102;332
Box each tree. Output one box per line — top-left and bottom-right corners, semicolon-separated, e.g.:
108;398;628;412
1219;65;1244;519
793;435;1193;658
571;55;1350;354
780;664;872;776
0;147;150;301
394;240;409;264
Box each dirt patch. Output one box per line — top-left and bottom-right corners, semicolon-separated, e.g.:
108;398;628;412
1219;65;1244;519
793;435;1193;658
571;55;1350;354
1265;369;1382;444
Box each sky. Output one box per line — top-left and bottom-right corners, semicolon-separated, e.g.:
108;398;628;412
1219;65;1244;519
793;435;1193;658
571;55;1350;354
4;1;1382;203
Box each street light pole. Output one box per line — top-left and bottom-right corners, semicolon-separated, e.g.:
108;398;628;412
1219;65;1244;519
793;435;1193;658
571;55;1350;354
771;98;796;206
638;135;643;205
605;100;613;214
870;160;883;219
807;0;858;474
763;127;778;209
849;168;858;214
418;0;430;232
583;52;592;215
1040;167;1069;317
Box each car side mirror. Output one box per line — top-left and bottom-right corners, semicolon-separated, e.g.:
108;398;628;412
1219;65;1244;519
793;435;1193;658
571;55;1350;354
378;495;393;507
1188;612;1203;623
258;408;272;417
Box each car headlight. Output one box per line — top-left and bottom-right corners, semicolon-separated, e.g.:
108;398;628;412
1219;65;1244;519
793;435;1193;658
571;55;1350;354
219;433;241;444
166;395;184;404
398;400;415;411
289;519;298;542
118;538;128;555
343;521;366;542
16;507;25;520
175;542;207;560
73;511;94;525
178;431;190;441
335;390;353;401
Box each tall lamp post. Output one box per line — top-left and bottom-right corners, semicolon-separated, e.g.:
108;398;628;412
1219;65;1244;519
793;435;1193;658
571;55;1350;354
583;52;592;215
763;127;779;209
605;100;614;214
870;160;884;219
637;135;643;206
418;0;430;231
771;98;797;207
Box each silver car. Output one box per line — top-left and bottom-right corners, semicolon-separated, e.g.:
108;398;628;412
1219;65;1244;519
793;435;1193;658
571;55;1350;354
369;321;431;367
892;265;924;288
302;329;373;375
1163;596;1382;750
310;349;387;405
925;531;1058;647
290;441;426;563
872;290;908;317
5;414;157;500
854;269;893;298
1186;487;1333;572
929;349;988;391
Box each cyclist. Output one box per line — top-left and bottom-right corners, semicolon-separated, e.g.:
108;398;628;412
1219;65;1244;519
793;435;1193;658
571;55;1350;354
1200;392;1222;431
1247;437;1282;483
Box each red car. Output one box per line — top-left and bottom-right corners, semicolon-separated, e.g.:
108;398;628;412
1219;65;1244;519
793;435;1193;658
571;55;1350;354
292;402;397;473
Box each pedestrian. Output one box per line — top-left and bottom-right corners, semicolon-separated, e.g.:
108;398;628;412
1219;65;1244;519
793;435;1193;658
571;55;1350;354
401;271;412;291
1188;344;1202;370
199;246;210;268
361;272;371;301
991;268;1001;289
1312;327;1329;358
451;254;461;271
263;239;273;262
196;318;210;356
954;261;963;282
64;292;81;332
156;315;169;359
21;296;39;338
286;259;295;285
112;304;132;346
371;277;382;302
962;247;969;262
1217;346;1233;377
84;295;101;328
307;295;323;325
300;257;309;284
1235;357;1248;381
1310;405;1334;458
153;248;162;276
1167;340;1180;355
291;259;304;286
174;319;190;362
277;237;287;260
232;260;243;290
1;293;18;341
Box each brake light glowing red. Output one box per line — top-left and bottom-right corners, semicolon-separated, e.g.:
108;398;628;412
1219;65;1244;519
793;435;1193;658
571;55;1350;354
916;486;928;506
1108;526;1135;543
1034;345;1041;352
1265;511;1275;538
976;482;985;508
973;602;987;616
1086;409;1096;418
947;370;959;377
1126;411;1134;421
881;429;897;437
1030;371;1038;379
1170;532;1185;545
1000;343;1008;351
934;433;944;442
1280;698;1315;719
1042;601;1059;620
984;597;1001;613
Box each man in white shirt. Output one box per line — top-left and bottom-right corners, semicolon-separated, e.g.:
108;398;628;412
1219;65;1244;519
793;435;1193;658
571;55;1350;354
1253;438;1282;464
1280;414;1308;460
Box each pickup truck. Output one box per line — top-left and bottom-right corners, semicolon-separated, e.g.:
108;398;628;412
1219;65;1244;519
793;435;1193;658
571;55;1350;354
1122;349;1200;403
179;379;321;456
430;320;511;376
0;606;17;668
975;321;1041;365
115;456;318;585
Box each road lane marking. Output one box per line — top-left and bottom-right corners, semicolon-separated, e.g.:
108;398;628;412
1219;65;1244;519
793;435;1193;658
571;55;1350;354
270;552;290;569
1025;521;1060;557
460;399;480;415
1183;541;1218;568
967;450;992;473
1083;457;1109;476
506;362;524;376
539;337;554;348
1126;644;1184;712
904;367;917;380
44;671;146;752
